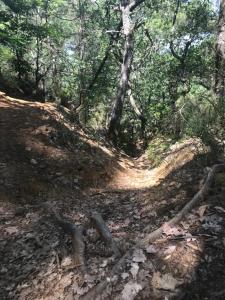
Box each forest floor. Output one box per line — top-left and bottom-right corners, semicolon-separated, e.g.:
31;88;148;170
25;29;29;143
1;92;225;300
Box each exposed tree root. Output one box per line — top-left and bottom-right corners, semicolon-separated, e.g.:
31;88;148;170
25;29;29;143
44;204;86;271
81;163;225;300
17;204;121;271
90;211;121;257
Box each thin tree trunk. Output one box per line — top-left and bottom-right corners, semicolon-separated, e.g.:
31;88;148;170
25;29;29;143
127;81;146;139
215;0;225;98
108;2;134;141
87;21;122;93
34;37;41;97
77;0;87;124
86;0;145;98
15;50;23;82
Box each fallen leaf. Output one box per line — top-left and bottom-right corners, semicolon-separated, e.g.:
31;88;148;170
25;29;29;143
164;255;172;260
84;274;96;283
124;218;130;226
138;269;151;282
152;272;180;291
133;249;146;263
130;263;139;279
145;245;157;254
162;223;182;236
198;205;208;219
121;273;129;280
180;221;189;230
100;260;108;268
76;286;90;296
61;257;72;267
5;226;18;234
164;245;176;255
121;281;142;300
187;242;202;252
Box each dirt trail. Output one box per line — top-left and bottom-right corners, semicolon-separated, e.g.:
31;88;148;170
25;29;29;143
0;92;199;196
109;142;198;190
1;93;225;300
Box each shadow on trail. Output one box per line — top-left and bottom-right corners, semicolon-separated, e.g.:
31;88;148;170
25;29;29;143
1;95;225;299
0;95;122;299
89;153;225;300
0;96;122;206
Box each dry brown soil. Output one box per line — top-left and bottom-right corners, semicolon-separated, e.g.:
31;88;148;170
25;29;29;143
1;93;225;300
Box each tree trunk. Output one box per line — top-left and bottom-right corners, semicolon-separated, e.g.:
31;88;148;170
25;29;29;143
215;0;225;98
15;50;23;82
107;2;134;142
34;37;41;98
73;0;87;124
127;81;146;139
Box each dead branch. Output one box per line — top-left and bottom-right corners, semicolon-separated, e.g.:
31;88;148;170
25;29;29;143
90;211;121;257
141;163;225;245
81;163;225;300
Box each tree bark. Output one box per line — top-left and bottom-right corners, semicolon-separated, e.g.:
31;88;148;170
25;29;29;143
215;0;225;98
127;81;146;139
77;0;87;124
34;37;41;98
87;21;122;93
107;1;134;141
90;211;121;257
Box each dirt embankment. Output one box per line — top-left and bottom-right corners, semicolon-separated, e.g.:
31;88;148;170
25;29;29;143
1;92;225;300
0;92;126;206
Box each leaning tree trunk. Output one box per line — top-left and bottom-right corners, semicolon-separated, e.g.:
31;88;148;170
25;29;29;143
127;81;146;139
107;1;134;142
215;0;225;98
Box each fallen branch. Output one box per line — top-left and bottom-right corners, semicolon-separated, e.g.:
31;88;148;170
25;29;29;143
90;211;121;257
140;163;225;246
81;163;225;300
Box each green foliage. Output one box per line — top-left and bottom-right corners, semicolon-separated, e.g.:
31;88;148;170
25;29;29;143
177;86;225;155
0;0;222;154
147;136;174;167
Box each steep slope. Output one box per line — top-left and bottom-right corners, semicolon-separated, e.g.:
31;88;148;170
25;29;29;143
0;92;124;206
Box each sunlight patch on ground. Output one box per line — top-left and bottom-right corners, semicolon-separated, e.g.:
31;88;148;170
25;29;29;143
108;139;204;190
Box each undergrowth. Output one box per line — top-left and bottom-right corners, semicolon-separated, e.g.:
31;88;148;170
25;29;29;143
147;136;175;167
